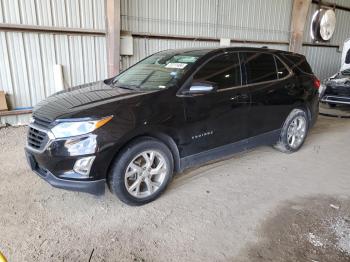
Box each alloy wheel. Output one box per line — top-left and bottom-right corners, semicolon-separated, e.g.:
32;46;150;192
287;116;307;149
124;150;168;198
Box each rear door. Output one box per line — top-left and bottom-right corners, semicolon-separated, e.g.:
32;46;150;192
180;52;250;156
241;52;297;137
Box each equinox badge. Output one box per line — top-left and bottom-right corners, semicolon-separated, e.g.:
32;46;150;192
192;130;214;140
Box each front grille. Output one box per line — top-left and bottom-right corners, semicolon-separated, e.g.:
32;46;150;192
27;126;49;151
325;85;350;96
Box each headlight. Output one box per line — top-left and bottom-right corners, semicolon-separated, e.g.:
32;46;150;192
51;116;113;138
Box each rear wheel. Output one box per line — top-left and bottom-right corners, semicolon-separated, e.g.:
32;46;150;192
108;137;173;205
274;109;309;153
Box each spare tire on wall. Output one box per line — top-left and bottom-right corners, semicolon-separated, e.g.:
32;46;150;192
311;8;336;42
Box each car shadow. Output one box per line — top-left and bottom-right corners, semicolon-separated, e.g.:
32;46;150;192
169;115;349;192
168;147;269;191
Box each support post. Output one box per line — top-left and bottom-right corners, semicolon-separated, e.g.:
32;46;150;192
106;0;121;76
289;0;312;53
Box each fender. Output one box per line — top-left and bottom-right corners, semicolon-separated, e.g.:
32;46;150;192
106;126;182;175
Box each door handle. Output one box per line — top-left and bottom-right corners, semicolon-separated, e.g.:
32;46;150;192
285;83;296;89
230;94;249;101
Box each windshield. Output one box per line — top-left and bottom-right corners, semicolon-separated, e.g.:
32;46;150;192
112;50;205;90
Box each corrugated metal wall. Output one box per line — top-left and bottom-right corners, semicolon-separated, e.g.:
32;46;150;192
0;0;107;125
302;46;341;79
121;0;292;41
0;0;105;28
120;0;291;71
217;0;292;42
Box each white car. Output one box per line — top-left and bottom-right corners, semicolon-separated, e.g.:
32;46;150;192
320;38;350;107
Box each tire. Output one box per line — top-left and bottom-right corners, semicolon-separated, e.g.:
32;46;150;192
108;137;174;206
273;109;309;153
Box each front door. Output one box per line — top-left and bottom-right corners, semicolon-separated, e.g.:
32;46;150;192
179;52;250;157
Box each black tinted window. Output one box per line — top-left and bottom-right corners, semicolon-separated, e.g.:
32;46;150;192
275;57;290;78
244;53;277;84
282;54;313;74
346;49;350;64
193;53;241;90
298;60;313;74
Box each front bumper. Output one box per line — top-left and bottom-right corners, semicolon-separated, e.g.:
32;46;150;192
25;123;118;195
25;150;106;195
321;82;350;105
321;95;350;105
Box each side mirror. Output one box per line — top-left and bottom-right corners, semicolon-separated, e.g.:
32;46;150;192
188;82;217;94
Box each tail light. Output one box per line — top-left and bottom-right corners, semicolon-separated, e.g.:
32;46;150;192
313;78;321;89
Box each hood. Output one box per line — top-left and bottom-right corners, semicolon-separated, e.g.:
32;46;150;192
32;81;146;122
326;71;350;87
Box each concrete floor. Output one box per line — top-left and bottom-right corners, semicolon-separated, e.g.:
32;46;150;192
0;115;349;262
320;102;350;118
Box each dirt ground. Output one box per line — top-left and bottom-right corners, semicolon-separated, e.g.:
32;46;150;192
0;115;350;262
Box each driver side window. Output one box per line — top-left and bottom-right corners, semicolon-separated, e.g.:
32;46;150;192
193;53;242;90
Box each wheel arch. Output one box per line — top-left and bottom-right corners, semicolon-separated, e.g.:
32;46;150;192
300;103;312;123
107;131;181;178
287;103;312;124
142;131;181;173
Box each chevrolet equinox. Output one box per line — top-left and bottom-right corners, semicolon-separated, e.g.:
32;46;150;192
25;47;319;205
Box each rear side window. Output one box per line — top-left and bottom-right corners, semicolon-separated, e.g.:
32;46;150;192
282;54;313;74
298;59;313;74
193;53;241;90
275;57;290;79
243;53;277;84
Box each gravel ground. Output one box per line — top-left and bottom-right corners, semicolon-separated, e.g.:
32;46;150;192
0;115;350;262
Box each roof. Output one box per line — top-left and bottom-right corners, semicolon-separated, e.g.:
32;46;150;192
158;46;294;57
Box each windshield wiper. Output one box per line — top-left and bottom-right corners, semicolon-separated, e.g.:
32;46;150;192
110;83;139;90
138;71;156;87
112;71;157;90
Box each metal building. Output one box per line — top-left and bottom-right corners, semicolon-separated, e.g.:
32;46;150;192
0;0;107;125
1;0;350;125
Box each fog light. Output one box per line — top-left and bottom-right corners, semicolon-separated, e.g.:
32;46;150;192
73;156;96;177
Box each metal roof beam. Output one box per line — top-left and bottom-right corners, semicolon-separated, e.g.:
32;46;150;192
0;23;105;36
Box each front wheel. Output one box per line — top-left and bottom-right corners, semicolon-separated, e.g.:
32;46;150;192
274;109;309;153
108;137;174;205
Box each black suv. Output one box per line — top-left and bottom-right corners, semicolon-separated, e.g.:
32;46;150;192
25;47;319;205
